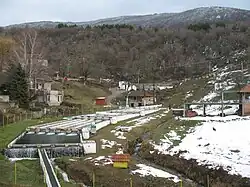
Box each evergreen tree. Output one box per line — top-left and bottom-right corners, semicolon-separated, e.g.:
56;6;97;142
5;63;29;108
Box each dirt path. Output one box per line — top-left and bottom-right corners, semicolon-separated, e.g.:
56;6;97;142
106;87;125;105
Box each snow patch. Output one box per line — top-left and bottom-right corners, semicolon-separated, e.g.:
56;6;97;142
101;139;117;149
154;116;250;178
131;164;180;183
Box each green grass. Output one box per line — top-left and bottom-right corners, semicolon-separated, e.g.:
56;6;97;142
0;160;44;187
0;117;78;187
0;117;61;151
53;81;110;106
161;78;212;107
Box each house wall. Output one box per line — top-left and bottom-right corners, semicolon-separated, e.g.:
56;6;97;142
118;81;137;91
142;97;155;105
128;96;155;107
44;82;51;91
96;99;106;105
47;90;64;106
37;95;45;103
0;95;9;102
35;82;51;91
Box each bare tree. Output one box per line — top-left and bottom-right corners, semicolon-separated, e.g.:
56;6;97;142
79;57;91;85
13;29;46;80
0;37;14;72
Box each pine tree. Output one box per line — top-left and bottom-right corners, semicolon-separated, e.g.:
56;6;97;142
6;63;29;108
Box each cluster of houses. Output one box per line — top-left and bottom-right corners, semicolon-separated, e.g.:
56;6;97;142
118;81;174;107
0;59;64;114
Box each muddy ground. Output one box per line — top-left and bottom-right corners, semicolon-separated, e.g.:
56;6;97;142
131;141;250;187
56;157;182;187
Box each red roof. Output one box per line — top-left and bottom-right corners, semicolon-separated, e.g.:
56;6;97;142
240;85;250;93
111;154;130;162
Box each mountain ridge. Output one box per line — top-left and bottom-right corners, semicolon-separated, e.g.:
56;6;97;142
4;6;250;28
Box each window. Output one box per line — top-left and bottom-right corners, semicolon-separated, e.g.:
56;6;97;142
58;95;61;102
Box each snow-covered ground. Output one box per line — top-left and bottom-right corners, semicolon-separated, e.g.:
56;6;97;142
192;103;238;116
85;156;180;182
154;115;250;178
131;164;180;183
84;156;113;166
187;65;242;116
152;66;250;178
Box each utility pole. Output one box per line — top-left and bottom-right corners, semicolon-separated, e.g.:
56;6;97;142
241;62;244;84
221;91;224;117
208;61;212;76
143;83;146;106
152;66;156;105
137;69;140;84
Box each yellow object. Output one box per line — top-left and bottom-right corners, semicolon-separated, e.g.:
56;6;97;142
130;178;133;187
92;172;95;187
180;179;183;187
113;162;128;168
14;162;17;184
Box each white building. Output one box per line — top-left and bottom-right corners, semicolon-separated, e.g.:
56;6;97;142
118;81;137;91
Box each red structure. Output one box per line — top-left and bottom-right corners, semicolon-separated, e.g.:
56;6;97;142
186;110;198;117
111;154;130;168
95;97;106;105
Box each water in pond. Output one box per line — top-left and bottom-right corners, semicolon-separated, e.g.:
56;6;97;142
15;132;80;144
5;146;84;158
46;146;84;158
5;148;38;158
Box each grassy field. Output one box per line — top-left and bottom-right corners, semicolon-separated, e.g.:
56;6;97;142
0;159;44;187
53;78;211;187
0;117;61;151
0;118;79;187
53;81;111;105
161;78;212;107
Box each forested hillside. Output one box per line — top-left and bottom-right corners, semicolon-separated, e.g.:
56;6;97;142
2;21;250;82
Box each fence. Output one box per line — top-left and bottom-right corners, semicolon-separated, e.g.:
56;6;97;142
90;172;211;187
0;105;118;127
0;108;81;127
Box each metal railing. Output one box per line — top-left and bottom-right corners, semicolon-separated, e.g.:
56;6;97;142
38;149;61;187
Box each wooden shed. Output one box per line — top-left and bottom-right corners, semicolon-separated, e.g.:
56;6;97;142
95;97;106;105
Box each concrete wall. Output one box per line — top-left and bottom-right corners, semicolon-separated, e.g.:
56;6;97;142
38;149;52;187
44;82;52;91
47;90;64;106
129;96;155;107
82;140;96;154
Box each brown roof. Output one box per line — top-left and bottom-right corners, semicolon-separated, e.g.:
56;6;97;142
240;85;250;93
129;90;153;97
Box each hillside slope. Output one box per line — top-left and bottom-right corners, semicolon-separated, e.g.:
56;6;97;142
5;6;250;28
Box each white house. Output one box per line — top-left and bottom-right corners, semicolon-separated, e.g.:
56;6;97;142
32;78;64;106
118;81;137;91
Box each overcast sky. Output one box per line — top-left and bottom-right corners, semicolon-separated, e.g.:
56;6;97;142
1;0;249;26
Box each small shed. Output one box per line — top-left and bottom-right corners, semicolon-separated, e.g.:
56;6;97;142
82;140;96;154
111;154;130;168
95;97;106;105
